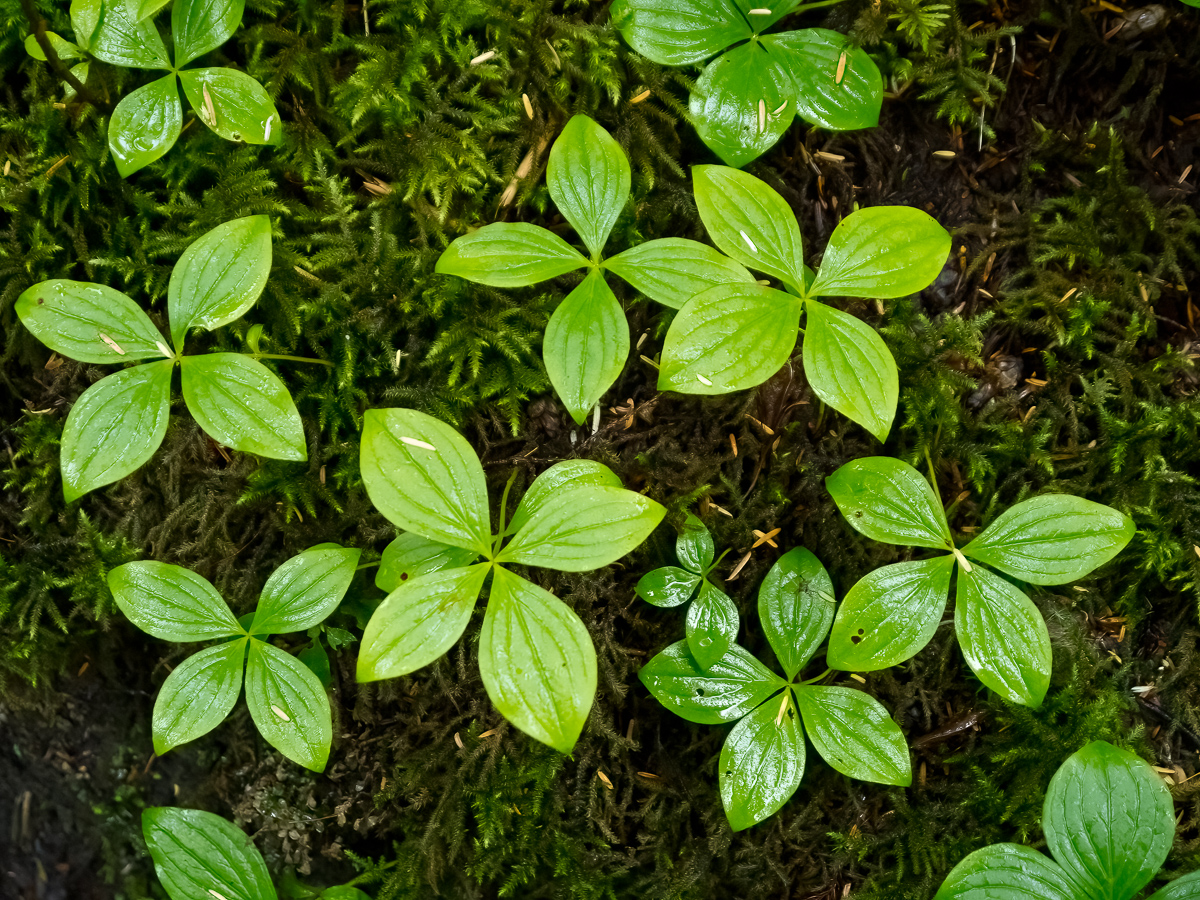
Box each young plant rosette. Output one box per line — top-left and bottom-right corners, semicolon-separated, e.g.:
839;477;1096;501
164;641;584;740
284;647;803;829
640;547;911;830
357;408;666;753
825;457;1135;707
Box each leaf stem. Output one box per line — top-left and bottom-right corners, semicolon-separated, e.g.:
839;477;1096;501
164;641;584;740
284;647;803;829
250;353;335;368
356;560;380;571
792;0;848;14
799;667;832;685
493;471;518;558
705;546;733;577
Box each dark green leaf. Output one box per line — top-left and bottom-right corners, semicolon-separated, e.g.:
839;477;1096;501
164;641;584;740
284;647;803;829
88;0;172;68
142;807;277;900
376;533;480;593
178;67;281;145
795;685;911;785
934;844;1081;900
635;566;701;608
1147;872;1200;900
719;690;804;831
676;513;714;572
547;115;630;258
508;459;622;536
298;641;332;690
435;223;588;287
610;0;751;66
758;547;835;680
245;639;332;771
152;639;245;754
173;0;244;66
639;640;786;724
250;546;361;635
604;238;754;309
108;73;182;176
826;456;951;548
16;280;169;364
765;29;882;132
108;560;242;641
686;580;739;669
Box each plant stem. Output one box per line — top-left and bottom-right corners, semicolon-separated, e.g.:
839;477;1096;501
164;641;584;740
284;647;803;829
792;0;847;14
356;560;380;571
799;667;833;685
18;0;106;110
493;471;518;558
251;353;335;368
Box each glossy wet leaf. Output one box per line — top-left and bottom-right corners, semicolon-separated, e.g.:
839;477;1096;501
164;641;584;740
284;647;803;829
758;547;835;680
16;280;169;364
719;692;804;831
827;556;954;671
376;533;480;592
1148;872;1200;900
962;495;1135;585
357;564;489;681
250;546;361;635
795;685;911;785
478;568;597;753
635;566;701;608
609;0;751;66
507;459;622;535
826;457;951;549
676;513;714;572
435;223;588;287
547;115;630;258
809;206;950;299
61;362;173;502
142;807;277;900
88;0;172;68
245;639;331;771
686;580;739;669
765;30;882;132
24;31;84;61
173;0;244;66
934;843;1081;900
71;0;103;50
178;67;281;145
108;560;242;641
108;74;182;176
604;238;754;309
639;640;785;724
181;353;306;461
135;0;171;20
152;639;245;754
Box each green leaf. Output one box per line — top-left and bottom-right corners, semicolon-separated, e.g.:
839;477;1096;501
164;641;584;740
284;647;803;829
168;215;272;350
298;640;332;690
639;640;786;724
609;0;752;67
135;0;171;20
1043;741;1174;900
764;29;883;132
249;546;361;635
178;67;282;145
245;639;332;771
507;459;622;536
604;238;754;309
88;0;172;68
356;564;489;682
962;495;1135;585
719;691;804;831
24;31;85;61
60;361;173;502
108;73;182;177
934;844;1081;900
758;547;835;680
808;206;951;299
16;280;170;364
795;685;911;785
803;300;899;442
64;61;90;100
142;807;277;900
676;513;714;572
658;283;801;394
1148;872;1200;900
108;560;242;641
693;165;807;290
376;533;480;593
359;408;492;555
954;565;1052;708
690;41;796;168
542;268;629;425
635;567;701;608
180;353;306;461
686;580;739;669
172;0;244;66
827;556;954;671
826;456;951;548
478;568;597;754
70;0;103;51
547;115;630;258
498;483;664;572
435;223;588;288
152;639;245;754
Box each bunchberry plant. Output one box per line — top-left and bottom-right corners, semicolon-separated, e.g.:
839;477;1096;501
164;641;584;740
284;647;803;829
434;114;754;424
611;0;884;166
936;741;1199;900
16;216;319;501
658;166;950;441
640;547;911;830
635;513;739;668
358;408;666;753
108;544;360;771
825;457;1135;707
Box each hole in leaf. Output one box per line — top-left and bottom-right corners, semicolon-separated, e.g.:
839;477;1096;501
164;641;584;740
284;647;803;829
850;635;861;644
854;510;864;518
696;688;706;697
400;572;409;581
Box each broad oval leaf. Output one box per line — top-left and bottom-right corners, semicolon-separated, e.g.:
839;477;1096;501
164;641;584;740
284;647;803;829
547;115;630;258
635;566;701;608
108;560;242;641
359;408;491;555
16;280;168;364
168;215;272;349
686;580;739;669
962;495;1135;586
245;639;332;771
542;268;629;425
764;30;883;132
758;547;835;680
610;0;752;67
827;556;954;671
639;640;785;724
795;685;911;785
88;0;172;68
376;533;480;592
934;843;1080;900
70;0;103;51
809;206;951;299
249;546;361;635
435;223;588;287
826;456;951;549
803;300;898;442
604;238;754;309
1043;741;1174;900
180;353;306;461
357;563;489;681
109;74;182;177
60;361;173;501
954;565;1051;708
478;568;597;754
719;691;804;831
693;165;806;290
178;67;282;145
507;459;622;536
24;31;85;61
152;639;245;754
142;807;277;900
658;283;802;394
135;0;171;20
173;0;244;67
676;513;715;572
1148;872;1200;900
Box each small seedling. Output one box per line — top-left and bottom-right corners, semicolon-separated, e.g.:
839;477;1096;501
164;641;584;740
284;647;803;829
825;456;1135;707
640;547;911;831
108;544;360;771
16;216;325;501
611;0;883;166
358;408;665;753
658;166;950;441
936;741;1199;900
435;114;754;424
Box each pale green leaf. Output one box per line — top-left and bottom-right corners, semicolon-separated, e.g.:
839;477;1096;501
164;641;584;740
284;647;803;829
245;639;332;771
376;533;480;593
686;580;739;669
809;206;951;299
757;547;835;680
435;223;588;287
16;280;169;364
719;691;804;831
547;115;630;258
826;456;951;548
635;566;701;608
250;546;361;635
604;238;754;309
88;0;172;68
795;685;911;785
24;31;85;61
178;67;281;145
70;0;103;51
764;30;882;132
639;640;785;724
173;0;244;66
610;0;751;67
142;807;277;900
108;560;242;641
108;73;182;176
1147;872;1200;900
507;459;622;536
676;513;714;572
152;639;245;754
934;844;1081;900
